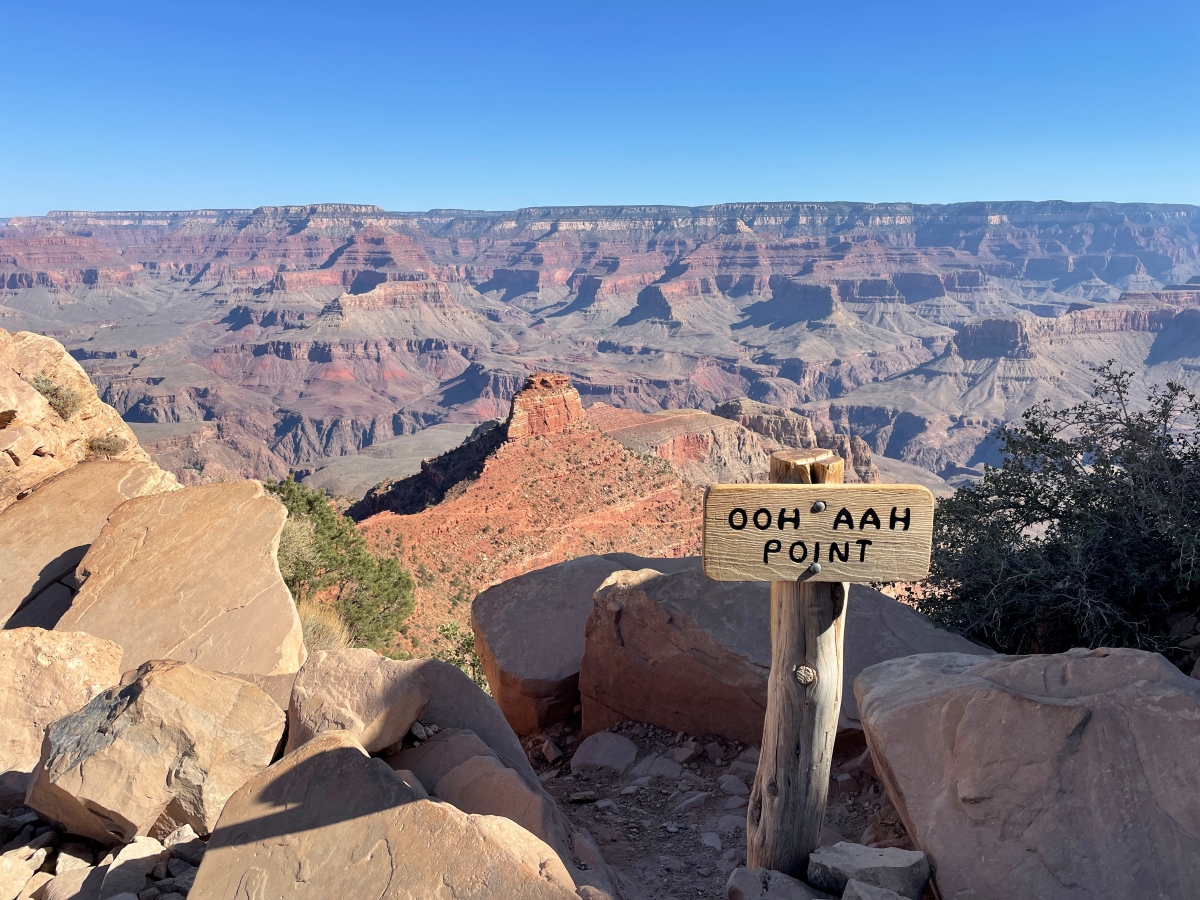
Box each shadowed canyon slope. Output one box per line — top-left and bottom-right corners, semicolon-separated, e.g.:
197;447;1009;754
2;201;1199;487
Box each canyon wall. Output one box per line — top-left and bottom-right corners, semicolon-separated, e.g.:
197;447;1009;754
2;202;1198;488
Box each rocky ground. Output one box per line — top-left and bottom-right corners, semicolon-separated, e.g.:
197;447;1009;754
524;720;902;900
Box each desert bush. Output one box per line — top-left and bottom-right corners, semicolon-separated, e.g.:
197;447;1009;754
433;620;490;692
267;476;415;650
86;435;129;458
918;364;1200;662
297;598;351;652
28;374;82;420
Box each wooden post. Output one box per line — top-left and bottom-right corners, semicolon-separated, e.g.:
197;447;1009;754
746;448;850;877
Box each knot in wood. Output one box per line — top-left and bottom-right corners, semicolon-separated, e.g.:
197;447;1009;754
793;664;818;685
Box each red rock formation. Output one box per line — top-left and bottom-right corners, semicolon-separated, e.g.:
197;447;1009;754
358;377;703;653
586;403;768;485
505;373;586;440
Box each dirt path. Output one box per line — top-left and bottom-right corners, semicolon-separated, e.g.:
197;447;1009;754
524;719;910;899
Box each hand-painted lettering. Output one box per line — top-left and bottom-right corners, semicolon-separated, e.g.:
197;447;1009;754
728;508;748;530
829;541;850;562
832;508;855;530
859;508;881;530
789;541;807;562
855;538;872;561
753;508;773;530
890;507;911;530
763;539;782;563
778;507;801;529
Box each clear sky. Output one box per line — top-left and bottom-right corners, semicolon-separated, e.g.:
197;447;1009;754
2;0;1197;215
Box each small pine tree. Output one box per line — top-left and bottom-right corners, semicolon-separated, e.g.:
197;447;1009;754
918;364;1200;666
267;477;416;650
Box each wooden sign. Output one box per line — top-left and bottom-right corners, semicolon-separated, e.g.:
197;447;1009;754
702;483;935;583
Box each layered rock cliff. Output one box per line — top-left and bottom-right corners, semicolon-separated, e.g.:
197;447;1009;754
3;201;1198;486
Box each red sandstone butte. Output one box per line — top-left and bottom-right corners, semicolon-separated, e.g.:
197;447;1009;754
506;373;586;439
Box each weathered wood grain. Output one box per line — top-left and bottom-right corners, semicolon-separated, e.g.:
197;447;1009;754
702;483;935;583
746;452;850;878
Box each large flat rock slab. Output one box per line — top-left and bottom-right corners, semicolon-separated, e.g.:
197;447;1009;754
0;628;123;807
0;460;178;627
855;648;1200;900
54;481;305;677
26;659;285;845
188;730;579;900
472;552;695;735
579;561;992;743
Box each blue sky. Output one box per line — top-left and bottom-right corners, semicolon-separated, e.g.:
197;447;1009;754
2;1;1197;214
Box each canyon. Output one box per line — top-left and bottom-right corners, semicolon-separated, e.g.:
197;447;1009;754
2;201;1198;491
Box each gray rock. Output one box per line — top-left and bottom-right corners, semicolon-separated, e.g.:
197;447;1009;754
807;842;929;900
726;866;833;900
719;774;749;796
629;753;682;780
570;732;638;775
673;792;710;813
843;880;909;900
701;832;722;851
717;815;744;834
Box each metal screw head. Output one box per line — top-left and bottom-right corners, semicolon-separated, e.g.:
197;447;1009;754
794;665;818;685
811;501;827;513
809;562;822;575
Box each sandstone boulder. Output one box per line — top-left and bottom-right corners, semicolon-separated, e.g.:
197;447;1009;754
27;660;285;845
433;755;572;860
98;837;166;899
0;460;178;628
472;553;696;735
579;562;991;743
570;732;638;776
855;648;1200;900
0;855;37;900
39;866;106;900
188;731;578;900
726;867;833;900
0;329;148;513
401;661;621;897
385;727;497;790
54;481;305;677
842;882;909;900
0;629;123;808
284;648;430;754
408;659;542;787
806;843;928;899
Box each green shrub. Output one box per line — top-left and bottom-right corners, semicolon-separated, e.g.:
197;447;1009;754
433;620;490;692
918;364;1200;664
267;476;416;650
86;435;129;458
28;374;82;420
